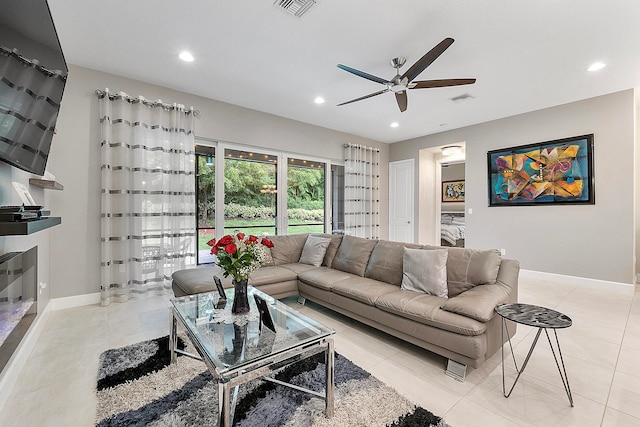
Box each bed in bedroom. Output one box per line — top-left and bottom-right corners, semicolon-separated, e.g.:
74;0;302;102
441;212;465;247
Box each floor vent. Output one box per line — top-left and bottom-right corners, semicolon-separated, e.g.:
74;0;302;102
274;0;318;18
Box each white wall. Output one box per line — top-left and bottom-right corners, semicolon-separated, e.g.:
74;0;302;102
391;90;636;284
39;64;388;299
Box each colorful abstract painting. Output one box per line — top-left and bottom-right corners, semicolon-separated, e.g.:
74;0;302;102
488;134;594;206
442;180;465;202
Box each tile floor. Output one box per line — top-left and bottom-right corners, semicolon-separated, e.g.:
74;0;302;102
0;276;639;426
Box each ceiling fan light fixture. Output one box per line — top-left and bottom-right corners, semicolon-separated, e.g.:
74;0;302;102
390;122;399;128
441;146;462;156
314;96;325;104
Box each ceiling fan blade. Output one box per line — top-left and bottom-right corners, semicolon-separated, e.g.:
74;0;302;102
395;91;408;112
337;89;389;106
410;78;476;89
401;38;455;83
337;64;389;85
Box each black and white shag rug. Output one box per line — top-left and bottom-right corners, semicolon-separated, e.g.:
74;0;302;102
96;336;450;427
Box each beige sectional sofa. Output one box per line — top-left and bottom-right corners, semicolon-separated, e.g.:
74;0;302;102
172;233;519;369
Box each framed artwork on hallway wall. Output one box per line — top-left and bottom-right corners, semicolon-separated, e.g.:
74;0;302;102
442;180;465;202
487;134;595;206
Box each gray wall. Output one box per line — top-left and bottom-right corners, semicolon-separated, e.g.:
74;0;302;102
390;90;636;284
30;64;387;299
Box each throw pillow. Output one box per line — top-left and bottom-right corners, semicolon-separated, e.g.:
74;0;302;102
331;235;379;276
298;235;332;267
423;245;502;297
401;248;449;298
268;234;309;265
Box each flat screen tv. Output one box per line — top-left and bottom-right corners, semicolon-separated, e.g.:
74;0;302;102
0;0;68;176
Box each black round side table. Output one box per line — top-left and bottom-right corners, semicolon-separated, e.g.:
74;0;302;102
495;303;574;407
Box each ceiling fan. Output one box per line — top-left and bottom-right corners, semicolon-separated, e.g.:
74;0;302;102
336;38;476;112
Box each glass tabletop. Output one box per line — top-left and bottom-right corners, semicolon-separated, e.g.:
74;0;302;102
171;286;334;375
495;303;572;329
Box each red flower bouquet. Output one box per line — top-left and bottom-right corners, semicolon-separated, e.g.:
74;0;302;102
206;233;274;282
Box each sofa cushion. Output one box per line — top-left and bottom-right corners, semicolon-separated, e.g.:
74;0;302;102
171;264;297;295
331;235;378;276
310;233;343;268
268;234;309;265
172;267;219;296
424;245;502;297
298;267;358;291
246;265;298;286
298;235;332;267
279;262;318;275
375;290;487;336
331;277;399;305
364;240;421;285
401;248;448;298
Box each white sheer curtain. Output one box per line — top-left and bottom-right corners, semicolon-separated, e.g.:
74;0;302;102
98;89;196;306
344;144;380;239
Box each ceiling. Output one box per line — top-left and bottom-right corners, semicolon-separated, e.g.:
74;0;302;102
47;0;640;144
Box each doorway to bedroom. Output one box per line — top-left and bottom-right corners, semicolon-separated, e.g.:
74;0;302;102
440;161;465;247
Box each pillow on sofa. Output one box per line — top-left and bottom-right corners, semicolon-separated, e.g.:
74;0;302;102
331;235;378;277
310;233;343;268
268;234;309;265
298;235;332;267
401;248;448;298
423;246;502;297
365;240;422;285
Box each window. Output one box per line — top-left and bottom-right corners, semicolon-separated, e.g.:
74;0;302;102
195;145;216;264
331;164;345;234
287;157;325;234
223;148;278;236
195;140;335;265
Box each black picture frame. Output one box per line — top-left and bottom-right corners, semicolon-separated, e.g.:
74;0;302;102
213;275;226;300
487;134;595;206
253;294;276;333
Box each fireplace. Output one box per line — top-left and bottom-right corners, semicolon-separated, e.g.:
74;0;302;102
0;246;37;374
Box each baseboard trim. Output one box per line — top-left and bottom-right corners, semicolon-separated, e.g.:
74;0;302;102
0;303;52;413
49;292;101;311
520;269;635;292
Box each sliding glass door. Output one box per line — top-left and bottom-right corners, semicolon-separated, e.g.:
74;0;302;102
195;145;216;264
195;141;336;264
286;157;325;234
223;148;278;236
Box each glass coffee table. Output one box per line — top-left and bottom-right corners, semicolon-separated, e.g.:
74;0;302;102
170;286;335;426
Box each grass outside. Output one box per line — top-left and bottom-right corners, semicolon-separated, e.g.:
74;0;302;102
197;219;324;250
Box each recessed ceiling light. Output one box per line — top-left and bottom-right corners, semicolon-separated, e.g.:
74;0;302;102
179;51;194;62
314;96;325;104
390;122;399;128
587;62;605;72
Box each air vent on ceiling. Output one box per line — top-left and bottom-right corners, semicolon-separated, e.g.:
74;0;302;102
274;0;318;17
450;93;475;103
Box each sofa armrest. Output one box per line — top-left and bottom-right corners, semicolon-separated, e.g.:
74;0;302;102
440;259;520;322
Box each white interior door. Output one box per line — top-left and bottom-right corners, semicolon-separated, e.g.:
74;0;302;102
389;159;414;243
